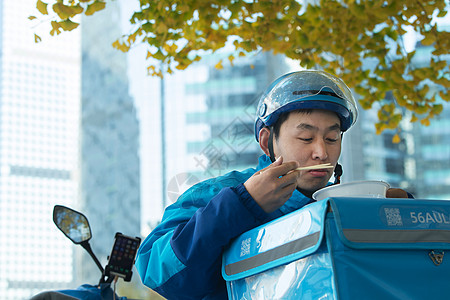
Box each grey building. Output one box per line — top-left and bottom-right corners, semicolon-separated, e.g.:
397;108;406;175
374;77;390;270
0;1;81;298
342;39;450;200
78;3;141;285
159;52;290;208
409;42;450;199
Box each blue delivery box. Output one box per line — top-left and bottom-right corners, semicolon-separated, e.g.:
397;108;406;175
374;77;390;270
222;197;450;299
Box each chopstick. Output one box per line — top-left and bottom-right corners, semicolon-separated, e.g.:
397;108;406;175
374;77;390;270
296;163;334;171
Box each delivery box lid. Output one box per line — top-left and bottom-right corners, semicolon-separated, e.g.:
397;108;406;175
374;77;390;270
328;197;450;250
223;197;450;282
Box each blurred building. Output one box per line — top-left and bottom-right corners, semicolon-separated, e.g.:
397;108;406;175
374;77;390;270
0;1;140;298
341;102;412;190
0;1;81;298
409;40;450;199
341;29;450;200
78;2;141;285
158;52;290;207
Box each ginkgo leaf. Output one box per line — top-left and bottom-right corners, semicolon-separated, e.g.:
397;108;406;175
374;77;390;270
228;55;235;66
215;60;223;69
53;3;83;19
112;40;130;52
439;91;450;101
420;118;431;126
50;20;61;36
59;19;79;31
392;134;401;144
421;33;436;46
85;1;106;16
437;10;447;18
32;0;449;136
34;34;42;43
36;0;48;15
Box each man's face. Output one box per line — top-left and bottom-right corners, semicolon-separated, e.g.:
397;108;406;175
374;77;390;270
272;109;342;194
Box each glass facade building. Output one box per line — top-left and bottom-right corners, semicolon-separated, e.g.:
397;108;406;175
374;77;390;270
410;40;450;199
0;1;81;298
341;30;450;200
0;1;140;298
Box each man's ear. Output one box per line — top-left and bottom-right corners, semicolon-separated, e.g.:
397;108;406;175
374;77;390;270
259;127;271;156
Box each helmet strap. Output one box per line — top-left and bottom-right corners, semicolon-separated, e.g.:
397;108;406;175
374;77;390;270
333;163;343;184
333;132;344;184
268;127;276;163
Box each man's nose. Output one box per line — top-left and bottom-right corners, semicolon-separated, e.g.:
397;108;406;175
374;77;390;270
312;140;328;160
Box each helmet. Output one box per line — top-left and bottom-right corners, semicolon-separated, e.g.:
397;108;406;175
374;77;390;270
255;70;358;141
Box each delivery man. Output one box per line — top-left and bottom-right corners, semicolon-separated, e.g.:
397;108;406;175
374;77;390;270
136;70;408;299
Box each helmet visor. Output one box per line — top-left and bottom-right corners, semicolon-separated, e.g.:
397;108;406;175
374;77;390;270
257;70;357;124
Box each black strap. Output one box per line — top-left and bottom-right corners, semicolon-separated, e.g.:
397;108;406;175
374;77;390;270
268;127;276;163
334;163;343;184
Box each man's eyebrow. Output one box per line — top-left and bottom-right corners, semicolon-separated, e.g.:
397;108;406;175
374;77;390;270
296;123;316;130
296;123;341;131
328;123;341;131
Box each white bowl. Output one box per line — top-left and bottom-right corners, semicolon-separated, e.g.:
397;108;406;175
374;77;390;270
312;180;390;201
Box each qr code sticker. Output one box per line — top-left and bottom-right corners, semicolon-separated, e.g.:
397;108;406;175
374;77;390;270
384;207;403;226
240;238;251;257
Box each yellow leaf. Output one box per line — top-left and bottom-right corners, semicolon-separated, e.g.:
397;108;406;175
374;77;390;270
152;50;165;60
175;63;189;70
439;91;450;101
34;33;42;43
29;16;37;20
59;19;79;31
86;1;106;16
228;55;235;66
215;60;223;69
415;104;428;114
375;122;385;135
37;0;48;15
410;114;418;122
392;134;401;144
421;34;436;46
52;3;82;19
163;43;178;54
50;20;61;36
431;104;443;115
112;40;130;52
420;118;430;126
437;10;447;18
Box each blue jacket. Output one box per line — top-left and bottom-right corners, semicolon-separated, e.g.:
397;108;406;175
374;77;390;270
136;155;315;299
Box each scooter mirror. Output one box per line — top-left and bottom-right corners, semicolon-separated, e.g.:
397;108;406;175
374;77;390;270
53;205;92;244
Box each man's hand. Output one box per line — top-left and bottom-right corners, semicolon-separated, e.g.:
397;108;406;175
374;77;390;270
386;188;409;198
244;157;300;213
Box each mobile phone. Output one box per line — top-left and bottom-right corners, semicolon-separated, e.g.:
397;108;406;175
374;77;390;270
105;232;141;282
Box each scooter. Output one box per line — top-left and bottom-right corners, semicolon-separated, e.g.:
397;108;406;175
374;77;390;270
31;205;141;300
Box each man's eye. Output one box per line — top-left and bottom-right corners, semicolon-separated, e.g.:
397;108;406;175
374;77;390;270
300;138;313;142
326;138;338;142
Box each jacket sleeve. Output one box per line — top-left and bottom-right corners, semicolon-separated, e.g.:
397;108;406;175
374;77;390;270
135;183;269;299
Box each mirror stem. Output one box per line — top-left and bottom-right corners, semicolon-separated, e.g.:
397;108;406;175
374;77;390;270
80;241;105;277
